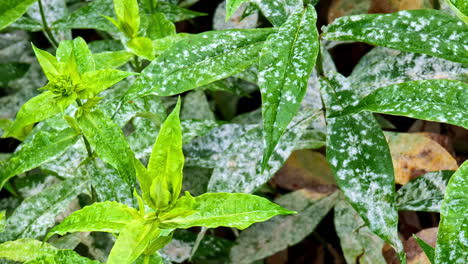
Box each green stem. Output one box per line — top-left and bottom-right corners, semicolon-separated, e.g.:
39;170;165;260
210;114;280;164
75;99;93;158
38;0;59;49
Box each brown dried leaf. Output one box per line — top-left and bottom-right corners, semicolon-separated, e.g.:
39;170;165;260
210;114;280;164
385;132;458;185
369;0;432;13
328;0;372;23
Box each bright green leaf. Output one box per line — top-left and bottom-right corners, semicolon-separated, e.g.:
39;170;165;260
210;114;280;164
259;6;319;168
0;238;57;262
225;0;248;20
24;249;101;264
0;0;38;30
77;108;136;188
320;73;404;258
78;69;135;99
154;2;207;22
447;0;468;24
145;13;176;40
0;211;4;233
396;171;454;212
107;219;161;264
413;235;435;264
93;51;133;70
127;37;155;60
435;161;468;264
160;192;294;230
322;9;468;64
335;80;468;129
46;201;140;240
113;0;140;38
56;37;95;75
31;44;60;80
0;127;79;189
125;28;274;99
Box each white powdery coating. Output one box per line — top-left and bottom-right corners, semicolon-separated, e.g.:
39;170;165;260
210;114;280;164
322;9;468;64
251;0;303;27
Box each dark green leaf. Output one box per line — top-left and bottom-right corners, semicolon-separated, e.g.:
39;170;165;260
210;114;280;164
413;235;435;264
254;0;303;27
322;9;468;64
0;63;30;85
0;0;38;30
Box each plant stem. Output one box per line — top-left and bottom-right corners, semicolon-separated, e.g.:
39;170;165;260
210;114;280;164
38;0;59;49
190;227;207;261
75;99;93;158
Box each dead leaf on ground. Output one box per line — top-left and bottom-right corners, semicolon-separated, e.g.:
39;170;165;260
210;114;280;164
385;132;458;185
405;227;438;264
369;0;432;13
328;0;372;23
273;150;337;193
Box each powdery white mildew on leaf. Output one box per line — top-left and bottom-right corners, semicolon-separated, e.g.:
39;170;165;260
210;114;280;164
216;1;258;30
0;238;58;262
334;198;387;264
230;190;338;264
181;90;215;121
251;0;303;27
259;6;319;167
349;47;468;97
396;171;454;212
0;177;88;243
207;109;317;193
322;9;468;64
124;28;274;99
435;161;468;264
336;79;468;129
320;73;404;256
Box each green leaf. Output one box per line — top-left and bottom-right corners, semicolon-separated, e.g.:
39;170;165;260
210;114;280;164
46;201;140;240
320;73;404;257
78;69;135;99
0;62;30;85
0;211;4;233
147;99;183;209
0;177;88;242
56;37;96;75
413;235;435;264
127;37;155;61
0;0;38;30
31;44;60;80
0;238;57;262
107;219;161;264
349;47;468;97
113;0;140;38
447;0;468;24
153;2;207;22
181;90;216;121
254;0;303;27
225;0;248;20
24;249;101;264
124;28;274;99
77;108;136;188
0;127;79;189
93;51;133;70
160;192;294;230
396;171;454;212
144;13;176;40
2;91;76;140
259;6;319;168
230;190;338;263
335;80;468;130
435;161;468;263
322;9;468;64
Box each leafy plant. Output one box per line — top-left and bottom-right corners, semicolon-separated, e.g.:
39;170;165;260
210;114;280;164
0;0;467;263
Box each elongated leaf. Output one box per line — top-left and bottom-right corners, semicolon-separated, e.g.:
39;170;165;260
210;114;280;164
0;127;79;189
153;2;207;22
225;0;248;20
56;37;95;75
3;91;76;140
413;235;435;264
124;28;274;99
0;211;4;233
0;177;88;242
46;201;139;240
77;108;136;187
259;7;319;167
24;249;101;264
230;190;338;264
435;161;468;263
107;219;161;264
334;198;387;264
335;80;468;129
147;99;183;209
320;73;404;257
322;9;468;64
447;0;468;23
113;0;140;38
253;0;303;27
0;0;38;30
396;171;453;212
93;51;133;70
78;69;134;99
0;238;57;262
160;193;294;230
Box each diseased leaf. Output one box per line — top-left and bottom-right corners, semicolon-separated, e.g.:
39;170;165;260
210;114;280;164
322;9;468;64
334;198;387;264
24;249;101;264
181;90;215;121
144;13;176;40
0;238;57;262
77;108;136;188
320;73;404;256
225;0;249;20
259;6;319;167
0;127;79;189
127;37;155;61
349;47;468;97
0;0;38;30
252;0;303;27
0;177;88;242
230;190;338;264
107;219;161;264
447;0;468;24
124;28;274;99
336;80;468;130
160;192;294;230
0;62;30;85
413;235;435;263
214;1;258;30
46;201;139;240
153;2;207;22
435;161;468;264
396;171;454;212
